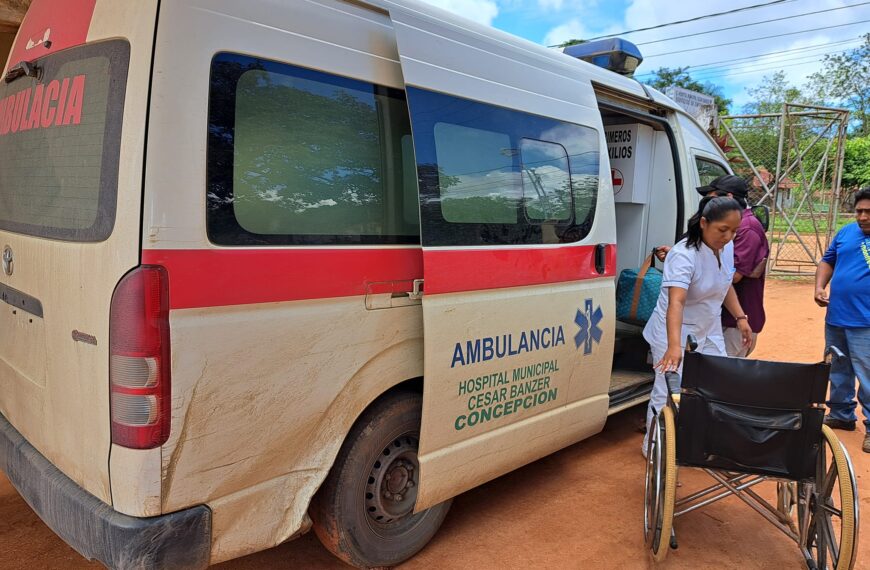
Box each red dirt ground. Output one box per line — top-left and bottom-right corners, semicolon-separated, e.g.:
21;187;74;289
1;279;867;569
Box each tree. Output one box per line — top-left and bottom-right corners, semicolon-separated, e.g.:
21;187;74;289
842;136;870;191
741;70;815;115
643;66;732;114
557;39;587;48
806;33;870;136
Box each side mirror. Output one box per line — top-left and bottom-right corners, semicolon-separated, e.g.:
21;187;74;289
751;205;770;232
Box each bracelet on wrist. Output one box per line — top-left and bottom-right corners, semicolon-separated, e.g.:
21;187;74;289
735;315;749;321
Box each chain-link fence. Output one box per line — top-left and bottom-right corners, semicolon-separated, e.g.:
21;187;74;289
719;104;850;275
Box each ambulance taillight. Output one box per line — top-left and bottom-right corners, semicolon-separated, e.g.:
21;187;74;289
109;266;171;449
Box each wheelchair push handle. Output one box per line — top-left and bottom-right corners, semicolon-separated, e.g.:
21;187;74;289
663;335;696;397
825;345;845;363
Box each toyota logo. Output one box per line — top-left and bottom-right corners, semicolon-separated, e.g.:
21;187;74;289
2;246;12;276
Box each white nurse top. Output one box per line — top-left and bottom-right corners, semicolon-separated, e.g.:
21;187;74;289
642;238;736;350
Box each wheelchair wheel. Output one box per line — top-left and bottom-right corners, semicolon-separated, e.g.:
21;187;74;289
643;406;677;562
799;425;859;570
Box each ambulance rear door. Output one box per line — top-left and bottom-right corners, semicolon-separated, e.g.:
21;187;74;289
0;0;157;504
386;2;618;510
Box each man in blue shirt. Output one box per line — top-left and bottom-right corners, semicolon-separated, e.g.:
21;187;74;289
816;188;870;452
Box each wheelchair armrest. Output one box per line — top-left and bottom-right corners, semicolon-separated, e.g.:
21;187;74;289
825;345;845;362
665;371;681;395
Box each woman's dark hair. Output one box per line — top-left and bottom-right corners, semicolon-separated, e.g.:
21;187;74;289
686;196;743;250
706;188;747;208
855;187;870;207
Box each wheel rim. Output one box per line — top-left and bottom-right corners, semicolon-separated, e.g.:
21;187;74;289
364;432;423;533
799;426;859;570
644;417;664;547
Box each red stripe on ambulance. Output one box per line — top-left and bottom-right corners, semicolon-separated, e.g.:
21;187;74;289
142;249;425;310
424;245;616;295
5;0;97;71
142;245;615;309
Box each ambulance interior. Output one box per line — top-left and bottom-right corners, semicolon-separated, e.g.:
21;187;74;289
600;107;680;409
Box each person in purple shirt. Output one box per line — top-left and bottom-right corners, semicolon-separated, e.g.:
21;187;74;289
816;188;870;452
658;175;769;356
695;175;769;356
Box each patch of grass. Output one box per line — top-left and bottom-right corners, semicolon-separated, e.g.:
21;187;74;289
768;274;815;282
771;216;850;235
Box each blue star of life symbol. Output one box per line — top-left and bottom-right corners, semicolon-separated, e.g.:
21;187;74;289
574;299;603;355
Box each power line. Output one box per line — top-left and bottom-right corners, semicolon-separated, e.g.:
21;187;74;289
689;47;854;78
645;19;870;58
636;2;870;46
634;38;862;78
638;43;859;81
562;0;797;44
690;56;835;81
674;38;862;71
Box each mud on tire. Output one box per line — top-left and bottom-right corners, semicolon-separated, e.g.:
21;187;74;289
311;390;452;568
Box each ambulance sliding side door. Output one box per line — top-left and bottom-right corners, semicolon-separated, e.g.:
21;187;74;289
386;3;618;510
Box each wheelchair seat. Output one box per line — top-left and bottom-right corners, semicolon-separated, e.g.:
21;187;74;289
675;351;829;481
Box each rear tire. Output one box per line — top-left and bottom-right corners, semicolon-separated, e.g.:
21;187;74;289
311;390;452;568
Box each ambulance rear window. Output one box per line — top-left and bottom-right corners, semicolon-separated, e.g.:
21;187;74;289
0;41;130;242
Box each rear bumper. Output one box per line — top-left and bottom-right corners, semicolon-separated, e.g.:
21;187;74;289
0;411;211;570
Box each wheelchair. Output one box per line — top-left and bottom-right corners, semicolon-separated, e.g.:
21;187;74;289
644;338;859;569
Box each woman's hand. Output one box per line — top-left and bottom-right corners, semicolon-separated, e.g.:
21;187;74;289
654;246;671;263
737;318;753;347
749;257;768;279
656;345;683;373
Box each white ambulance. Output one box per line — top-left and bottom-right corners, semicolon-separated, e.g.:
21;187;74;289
0;0;732;568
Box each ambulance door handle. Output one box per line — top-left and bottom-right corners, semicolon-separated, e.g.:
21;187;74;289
407;279;424;300
594;244;607;275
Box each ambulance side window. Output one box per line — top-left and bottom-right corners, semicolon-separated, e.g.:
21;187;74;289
432;122;520;224
695;157;728;187
407;87;600;247
206;53;419;246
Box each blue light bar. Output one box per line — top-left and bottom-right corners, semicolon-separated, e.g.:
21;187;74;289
562;38;644;76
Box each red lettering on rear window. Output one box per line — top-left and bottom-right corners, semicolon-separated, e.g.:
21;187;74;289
10;89;28;133
40;80;59;127
62;75;85;126
0;74;88;138
22;84;43;131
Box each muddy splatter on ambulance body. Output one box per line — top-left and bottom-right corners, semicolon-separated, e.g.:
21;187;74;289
0;0;732;568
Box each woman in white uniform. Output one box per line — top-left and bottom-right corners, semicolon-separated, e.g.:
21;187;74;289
642;196;753;451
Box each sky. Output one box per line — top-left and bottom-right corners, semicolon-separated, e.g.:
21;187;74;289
418;0;870;112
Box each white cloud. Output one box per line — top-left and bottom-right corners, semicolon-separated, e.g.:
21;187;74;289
543;16;623;47
543;19;582;46
419;0;499;26
538;0;564;10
